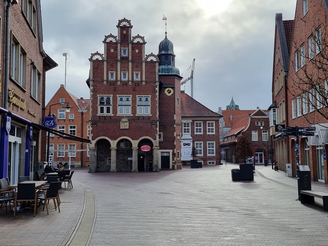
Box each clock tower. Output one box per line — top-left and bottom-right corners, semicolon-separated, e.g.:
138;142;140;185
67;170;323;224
157;18;182;169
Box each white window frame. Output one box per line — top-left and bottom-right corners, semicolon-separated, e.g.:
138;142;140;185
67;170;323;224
121;72;128;81
292;98;296;119
317;84;323;109
134;72;140;81
109;71;115;80
295;50;299;72
122;48;128;57
118;96;131;115
309;88;315;112
252;131;258;141
11;37;26;88
58;109;66;119
207;121;215;134
208;161;216;165
57;144;65;158
262;130;268;141
195;121;203;135
68;144;76;158
308;36;314;60
30;65;41;101
297;95;302;117
183;122;191;134
195;141;203;156
69;114;74;120
300;44;305;67
207;141;215;156
87;125;91;136
69;125;76;136
303;92;308;115
315;26;322;54
58;125;65;133
137;96;150;115
98;95;112;115
59;98;65;104
303;0;308;16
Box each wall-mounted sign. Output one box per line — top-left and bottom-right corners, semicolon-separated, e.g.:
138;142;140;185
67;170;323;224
42;115;57;129
8;89;26;110
140;145;151;152
120;118;129;129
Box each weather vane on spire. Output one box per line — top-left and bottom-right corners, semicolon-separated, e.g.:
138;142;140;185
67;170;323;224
163;15;167;37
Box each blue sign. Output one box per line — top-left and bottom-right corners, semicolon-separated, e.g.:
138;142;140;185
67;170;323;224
324;154;326;160
5;115;11;135
42;115;57;129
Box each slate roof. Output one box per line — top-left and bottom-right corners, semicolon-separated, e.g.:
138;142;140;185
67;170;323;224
181;92;221;118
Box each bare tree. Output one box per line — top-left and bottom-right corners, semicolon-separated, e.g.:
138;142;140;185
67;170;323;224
289;19;328;124
236;136;252;163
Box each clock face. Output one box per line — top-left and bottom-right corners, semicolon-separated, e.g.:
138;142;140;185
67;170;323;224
165;88;174;96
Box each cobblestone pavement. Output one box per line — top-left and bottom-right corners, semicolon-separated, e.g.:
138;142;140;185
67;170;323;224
1;164;328;246
78;164;328;246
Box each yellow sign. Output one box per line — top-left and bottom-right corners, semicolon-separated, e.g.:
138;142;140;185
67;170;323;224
8;89;26;110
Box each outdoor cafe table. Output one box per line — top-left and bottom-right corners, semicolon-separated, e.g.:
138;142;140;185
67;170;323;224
45;172;58;177
9;180;47;189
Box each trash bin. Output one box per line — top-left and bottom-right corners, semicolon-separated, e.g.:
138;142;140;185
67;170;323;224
297;165;311;200
191;160;202;168
231;169;241;181
239;164;254;181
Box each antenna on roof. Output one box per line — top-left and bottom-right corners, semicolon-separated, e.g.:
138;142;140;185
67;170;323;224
63;53;68;88
163;15;167;38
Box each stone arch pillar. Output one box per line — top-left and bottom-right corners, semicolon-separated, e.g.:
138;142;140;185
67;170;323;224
111;147;117;172
132;147;138;172
153;147;159;171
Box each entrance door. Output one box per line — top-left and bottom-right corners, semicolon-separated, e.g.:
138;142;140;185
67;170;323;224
161;152;170;169
317;147;325;182
255;151;264;164
138;154;145;172
8;125;22;185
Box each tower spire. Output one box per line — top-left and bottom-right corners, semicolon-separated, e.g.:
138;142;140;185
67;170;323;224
163;15;167;38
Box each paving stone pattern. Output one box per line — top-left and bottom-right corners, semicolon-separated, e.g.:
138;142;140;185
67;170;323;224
1;164;328;246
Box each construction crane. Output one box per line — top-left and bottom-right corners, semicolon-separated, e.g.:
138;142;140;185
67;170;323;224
181;58;195;98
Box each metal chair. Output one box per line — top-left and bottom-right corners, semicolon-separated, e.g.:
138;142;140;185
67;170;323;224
38;182;61;215
14;183;38;216
63;171;74;190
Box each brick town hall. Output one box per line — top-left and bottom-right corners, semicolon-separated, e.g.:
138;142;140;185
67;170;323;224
87;18;220;172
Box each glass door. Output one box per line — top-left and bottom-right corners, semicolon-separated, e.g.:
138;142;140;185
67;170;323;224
316;147;325;182
255;151;264;164
8;125;22;185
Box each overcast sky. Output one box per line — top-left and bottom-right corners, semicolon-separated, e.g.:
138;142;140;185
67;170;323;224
41;0;296;112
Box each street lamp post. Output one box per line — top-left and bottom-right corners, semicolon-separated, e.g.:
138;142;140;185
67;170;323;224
78;109;87;167
46;102;72;166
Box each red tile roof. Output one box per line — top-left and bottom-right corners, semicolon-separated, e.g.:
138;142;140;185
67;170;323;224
181;92;221;117
224;117;249;138
222;110;254;127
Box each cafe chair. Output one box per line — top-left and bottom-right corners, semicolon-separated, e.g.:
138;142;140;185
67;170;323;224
14;183;38;217
0;178;15;212
19;176;30;182
63;171;74;190
38;182;61;215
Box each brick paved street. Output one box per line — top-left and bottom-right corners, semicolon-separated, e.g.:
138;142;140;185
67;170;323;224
1;164;328;245
78;164;328;246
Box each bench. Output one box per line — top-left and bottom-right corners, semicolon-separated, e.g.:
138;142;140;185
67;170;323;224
300;190;328;211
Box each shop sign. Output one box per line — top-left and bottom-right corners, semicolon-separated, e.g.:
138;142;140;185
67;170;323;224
42;115;57;129
140;145;151;152
8;89;26;110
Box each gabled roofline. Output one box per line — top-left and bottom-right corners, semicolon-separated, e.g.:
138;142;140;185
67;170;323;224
276;13;290;73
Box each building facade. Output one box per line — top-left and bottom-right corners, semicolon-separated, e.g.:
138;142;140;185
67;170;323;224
272;0;328;182
45;84;90;168
221;109;270;164
180;92;221;165
87;18;182;172
0;0;57;184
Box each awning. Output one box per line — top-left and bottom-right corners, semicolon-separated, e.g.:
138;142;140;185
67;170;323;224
31;123;91;143
307;123;328;146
